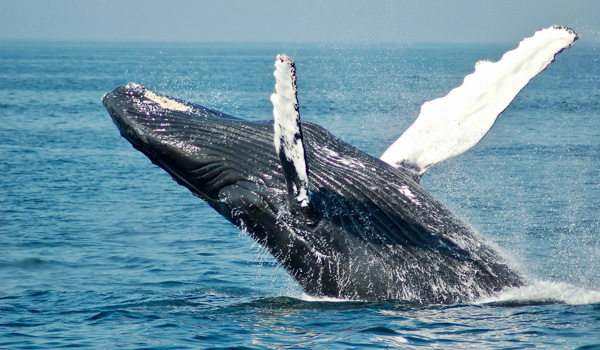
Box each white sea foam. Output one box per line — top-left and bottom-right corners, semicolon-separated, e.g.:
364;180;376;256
300;293;352;303
298;280;600;306
477;280;600;305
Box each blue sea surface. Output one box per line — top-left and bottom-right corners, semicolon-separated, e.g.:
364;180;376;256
1;40;600;349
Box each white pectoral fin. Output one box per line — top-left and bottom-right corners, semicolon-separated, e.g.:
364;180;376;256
270;54;310;207
380;25;578;179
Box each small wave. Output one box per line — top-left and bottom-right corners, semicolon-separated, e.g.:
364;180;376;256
477;280;600;305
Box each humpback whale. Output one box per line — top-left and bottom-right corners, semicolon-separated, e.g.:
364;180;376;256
103;26;578;304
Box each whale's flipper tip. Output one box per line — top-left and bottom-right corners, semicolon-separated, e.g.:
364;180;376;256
550;25;579;46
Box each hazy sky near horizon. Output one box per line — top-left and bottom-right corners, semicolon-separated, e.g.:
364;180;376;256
1;0;599;43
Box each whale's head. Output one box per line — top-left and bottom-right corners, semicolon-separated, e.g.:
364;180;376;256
103;84;348;297
102;84;288;226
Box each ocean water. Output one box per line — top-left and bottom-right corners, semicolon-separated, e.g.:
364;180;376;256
1;39;600;349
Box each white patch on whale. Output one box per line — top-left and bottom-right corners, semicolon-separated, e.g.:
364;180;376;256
398;185;421;206
144;89;192;113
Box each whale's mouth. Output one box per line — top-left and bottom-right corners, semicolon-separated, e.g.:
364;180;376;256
102;83;282;220
102;84;247;205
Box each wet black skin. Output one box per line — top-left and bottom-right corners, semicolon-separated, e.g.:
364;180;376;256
103;84;523;304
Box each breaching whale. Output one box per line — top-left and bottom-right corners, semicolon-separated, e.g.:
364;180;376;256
103;26;577;304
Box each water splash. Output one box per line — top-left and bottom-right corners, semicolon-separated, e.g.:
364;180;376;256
300;293;349;303
477;280;600;305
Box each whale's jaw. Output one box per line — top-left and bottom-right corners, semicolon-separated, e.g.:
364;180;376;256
102;83;276;215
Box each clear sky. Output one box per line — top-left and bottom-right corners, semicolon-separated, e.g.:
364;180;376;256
1;0;598;43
